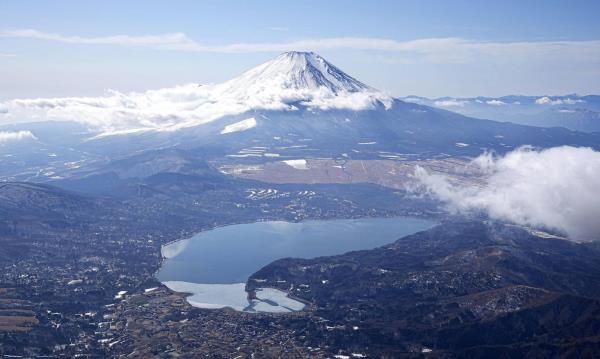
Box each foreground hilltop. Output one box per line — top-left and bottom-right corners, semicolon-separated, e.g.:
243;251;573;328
248;221;600;357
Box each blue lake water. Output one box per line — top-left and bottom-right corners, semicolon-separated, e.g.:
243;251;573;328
157;217;435;284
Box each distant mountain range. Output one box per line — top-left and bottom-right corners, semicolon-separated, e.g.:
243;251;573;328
402;94;600;133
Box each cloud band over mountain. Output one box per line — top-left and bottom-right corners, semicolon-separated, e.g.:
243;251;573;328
0;52;390;135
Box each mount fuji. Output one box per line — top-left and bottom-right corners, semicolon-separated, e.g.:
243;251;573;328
215;51;390;106
1;51;600;179
79;52;600;157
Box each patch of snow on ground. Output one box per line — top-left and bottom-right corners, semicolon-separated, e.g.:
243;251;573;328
219;164;263;175
162;281;305;313
163;281;250;311
526;228;567;240
283;159;308;170
249;288;306;313
220;117;257;134
246;188;285;199
114;291;127;300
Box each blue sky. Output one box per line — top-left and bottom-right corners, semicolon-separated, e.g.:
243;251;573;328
1;0;600;99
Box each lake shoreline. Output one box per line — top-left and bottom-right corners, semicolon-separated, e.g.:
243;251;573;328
156;215;436;313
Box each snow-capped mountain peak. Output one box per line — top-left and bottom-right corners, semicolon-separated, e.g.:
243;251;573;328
220;51;373;94
212;51;391;114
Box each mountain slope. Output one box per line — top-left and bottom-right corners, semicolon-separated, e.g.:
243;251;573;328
217;51;375;95
247;220;600;357
81;98;600;163
78;53;600;159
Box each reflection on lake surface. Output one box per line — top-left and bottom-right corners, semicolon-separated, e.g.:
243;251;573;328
157;217;435;312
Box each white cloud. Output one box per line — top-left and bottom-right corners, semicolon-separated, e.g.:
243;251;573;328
0;82;389;135
535;96;584;105
2;29;600;65
535;96;561;105
434;99;468;107
486;99;506;106
2;84;245;134
401;97;426;104
0;29;201;51
414;146;600;241
0;130;37;142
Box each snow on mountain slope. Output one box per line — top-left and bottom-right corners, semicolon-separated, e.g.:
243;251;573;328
221;51;372;94
220;117;257;134
213;51;391;113
1;52;391;136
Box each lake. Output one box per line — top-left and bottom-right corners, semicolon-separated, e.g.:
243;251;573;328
157;217;434;312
